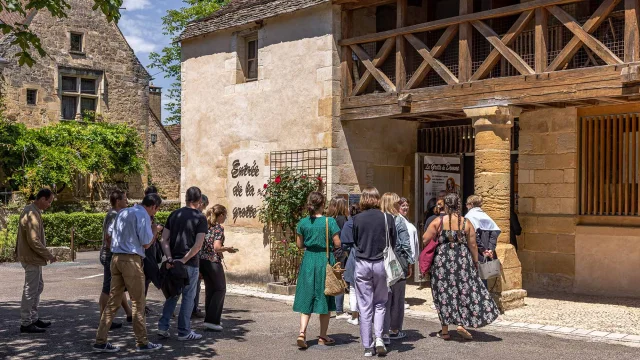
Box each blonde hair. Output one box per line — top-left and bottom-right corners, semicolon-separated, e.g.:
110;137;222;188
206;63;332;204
380;192;400;215
206;204;227;227
360;187;380;210
466;194;483;208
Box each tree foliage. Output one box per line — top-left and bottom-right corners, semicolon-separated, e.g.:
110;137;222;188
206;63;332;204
148;0;227;124
0;120;145;196
0;0;123;67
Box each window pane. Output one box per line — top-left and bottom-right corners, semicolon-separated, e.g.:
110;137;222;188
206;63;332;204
62;76;77;92
26;89;37;105
80;97;96;112
248;40;257;59
248;59;257;80
62;96;77;120
70;33;82;52
81;78;96;94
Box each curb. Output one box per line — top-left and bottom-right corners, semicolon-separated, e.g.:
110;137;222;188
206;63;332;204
227;285;640;346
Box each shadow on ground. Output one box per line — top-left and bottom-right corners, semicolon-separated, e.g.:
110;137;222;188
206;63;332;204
0;299;252;359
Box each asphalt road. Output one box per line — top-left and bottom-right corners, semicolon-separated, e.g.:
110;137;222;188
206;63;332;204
0;253;638;360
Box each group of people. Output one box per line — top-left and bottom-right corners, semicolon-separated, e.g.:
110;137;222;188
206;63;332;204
293;187;502;356
14;186;234;354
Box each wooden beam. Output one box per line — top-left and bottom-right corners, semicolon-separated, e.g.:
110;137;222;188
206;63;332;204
546;0;621;71
396;0;407;91
471;10;534;80
625;0;640;63
339;0;583;46
471;20;535;75
547;5;623;65
405;25;458;89
351;38;395;95
459;0;473;82
350;42;397;93
341;10;353;100
405;33;459;85
339;0;396;10
535;7;549;73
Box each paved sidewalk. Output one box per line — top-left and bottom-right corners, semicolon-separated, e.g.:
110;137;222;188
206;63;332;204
228;283;640;345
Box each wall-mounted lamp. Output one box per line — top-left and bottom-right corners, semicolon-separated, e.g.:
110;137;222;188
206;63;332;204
151;133;157;145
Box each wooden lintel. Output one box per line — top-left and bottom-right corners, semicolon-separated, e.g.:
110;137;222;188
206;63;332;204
339;0;583;46
337;0;395;10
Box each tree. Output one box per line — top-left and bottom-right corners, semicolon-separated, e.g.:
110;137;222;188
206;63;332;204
0;0;123;67
149;0;226;124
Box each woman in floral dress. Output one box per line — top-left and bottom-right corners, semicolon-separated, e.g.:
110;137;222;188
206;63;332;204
422;193;500;340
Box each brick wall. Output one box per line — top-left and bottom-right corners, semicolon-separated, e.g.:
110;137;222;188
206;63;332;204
518;107;578;292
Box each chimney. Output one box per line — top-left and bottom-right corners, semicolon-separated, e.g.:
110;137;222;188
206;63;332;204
149;84;162;120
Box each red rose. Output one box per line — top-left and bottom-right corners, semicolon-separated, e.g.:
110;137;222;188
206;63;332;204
302;175;307;179
263;184;268;189
317;176;323;182
275;176;282;184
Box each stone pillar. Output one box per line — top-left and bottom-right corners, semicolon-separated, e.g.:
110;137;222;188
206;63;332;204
463;104;527;311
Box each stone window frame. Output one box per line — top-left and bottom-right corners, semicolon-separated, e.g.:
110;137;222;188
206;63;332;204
26;89;37;106
58;67;104;121
69;32;84;54
233;27;263;84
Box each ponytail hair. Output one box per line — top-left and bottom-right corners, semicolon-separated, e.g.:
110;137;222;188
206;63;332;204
306;191;325;218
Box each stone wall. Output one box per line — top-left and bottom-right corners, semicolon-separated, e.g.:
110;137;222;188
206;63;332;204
148;114;181;199
518;107;578;292
181;3;339;281
0;0;180;200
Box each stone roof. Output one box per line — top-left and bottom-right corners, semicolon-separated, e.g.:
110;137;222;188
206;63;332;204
180;0;329;41
0;1;33;26
164;124;181;147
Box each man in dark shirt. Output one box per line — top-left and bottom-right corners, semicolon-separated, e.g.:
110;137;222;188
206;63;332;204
157;187;208;341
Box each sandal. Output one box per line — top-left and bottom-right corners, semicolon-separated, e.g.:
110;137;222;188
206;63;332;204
457;327;473;340
297;332;308;349
318;336;335;346
436;330;451;340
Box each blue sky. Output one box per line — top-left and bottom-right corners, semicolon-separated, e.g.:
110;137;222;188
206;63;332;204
119;0;184;123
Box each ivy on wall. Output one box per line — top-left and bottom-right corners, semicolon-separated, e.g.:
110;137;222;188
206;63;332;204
0;120;145;197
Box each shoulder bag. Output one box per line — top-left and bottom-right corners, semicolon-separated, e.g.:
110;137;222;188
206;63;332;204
324;218;346;296
383;213;404;287
418;215;443;275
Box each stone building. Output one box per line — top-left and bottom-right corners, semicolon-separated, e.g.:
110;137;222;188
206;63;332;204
180;0;640;304
0;0;180;200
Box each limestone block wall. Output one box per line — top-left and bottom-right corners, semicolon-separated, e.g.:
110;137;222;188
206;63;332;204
518;107;578;292
148;115;181;199
181;4;340;282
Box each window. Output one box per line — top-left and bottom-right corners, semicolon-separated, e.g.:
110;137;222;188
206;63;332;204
245;37;258;81
60;75;98;120
70;33;83;52
26;89;37;105
578;109;640;217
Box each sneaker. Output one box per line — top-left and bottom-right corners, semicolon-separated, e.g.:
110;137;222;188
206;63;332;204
203;323;223;332
136;342;163;352
92;343;120;353
364;348;375;357
178;331;203;341
375;337;387;355
20;324;45;334
109;322;123;330
388;331;406;340
382;334;391;345
335;312;350;320
33;319;52;328
156;329;170;338
404;302;410;310
347;318;359;326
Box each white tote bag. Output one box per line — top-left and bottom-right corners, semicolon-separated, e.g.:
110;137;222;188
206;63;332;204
383;213;403;287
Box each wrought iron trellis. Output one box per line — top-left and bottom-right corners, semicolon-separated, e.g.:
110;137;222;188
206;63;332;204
267;148;328;284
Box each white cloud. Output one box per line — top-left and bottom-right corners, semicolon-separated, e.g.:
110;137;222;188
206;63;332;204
122;0;152;11
125;35;158;53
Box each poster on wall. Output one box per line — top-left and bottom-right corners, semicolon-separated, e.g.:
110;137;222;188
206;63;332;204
423;155;462;211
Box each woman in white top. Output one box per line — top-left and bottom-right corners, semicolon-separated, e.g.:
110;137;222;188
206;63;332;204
398;198;419;283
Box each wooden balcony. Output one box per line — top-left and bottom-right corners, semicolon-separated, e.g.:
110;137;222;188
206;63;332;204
337;0;640;121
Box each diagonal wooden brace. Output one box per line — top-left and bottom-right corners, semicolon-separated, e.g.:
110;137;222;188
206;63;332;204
350;39;397;94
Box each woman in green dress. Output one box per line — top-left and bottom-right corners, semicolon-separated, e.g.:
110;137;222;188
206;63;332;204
293;191;341;349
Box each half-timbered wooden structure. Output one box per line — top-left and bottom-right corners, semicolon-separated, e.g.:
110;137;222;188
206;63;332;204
180;0;640;306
